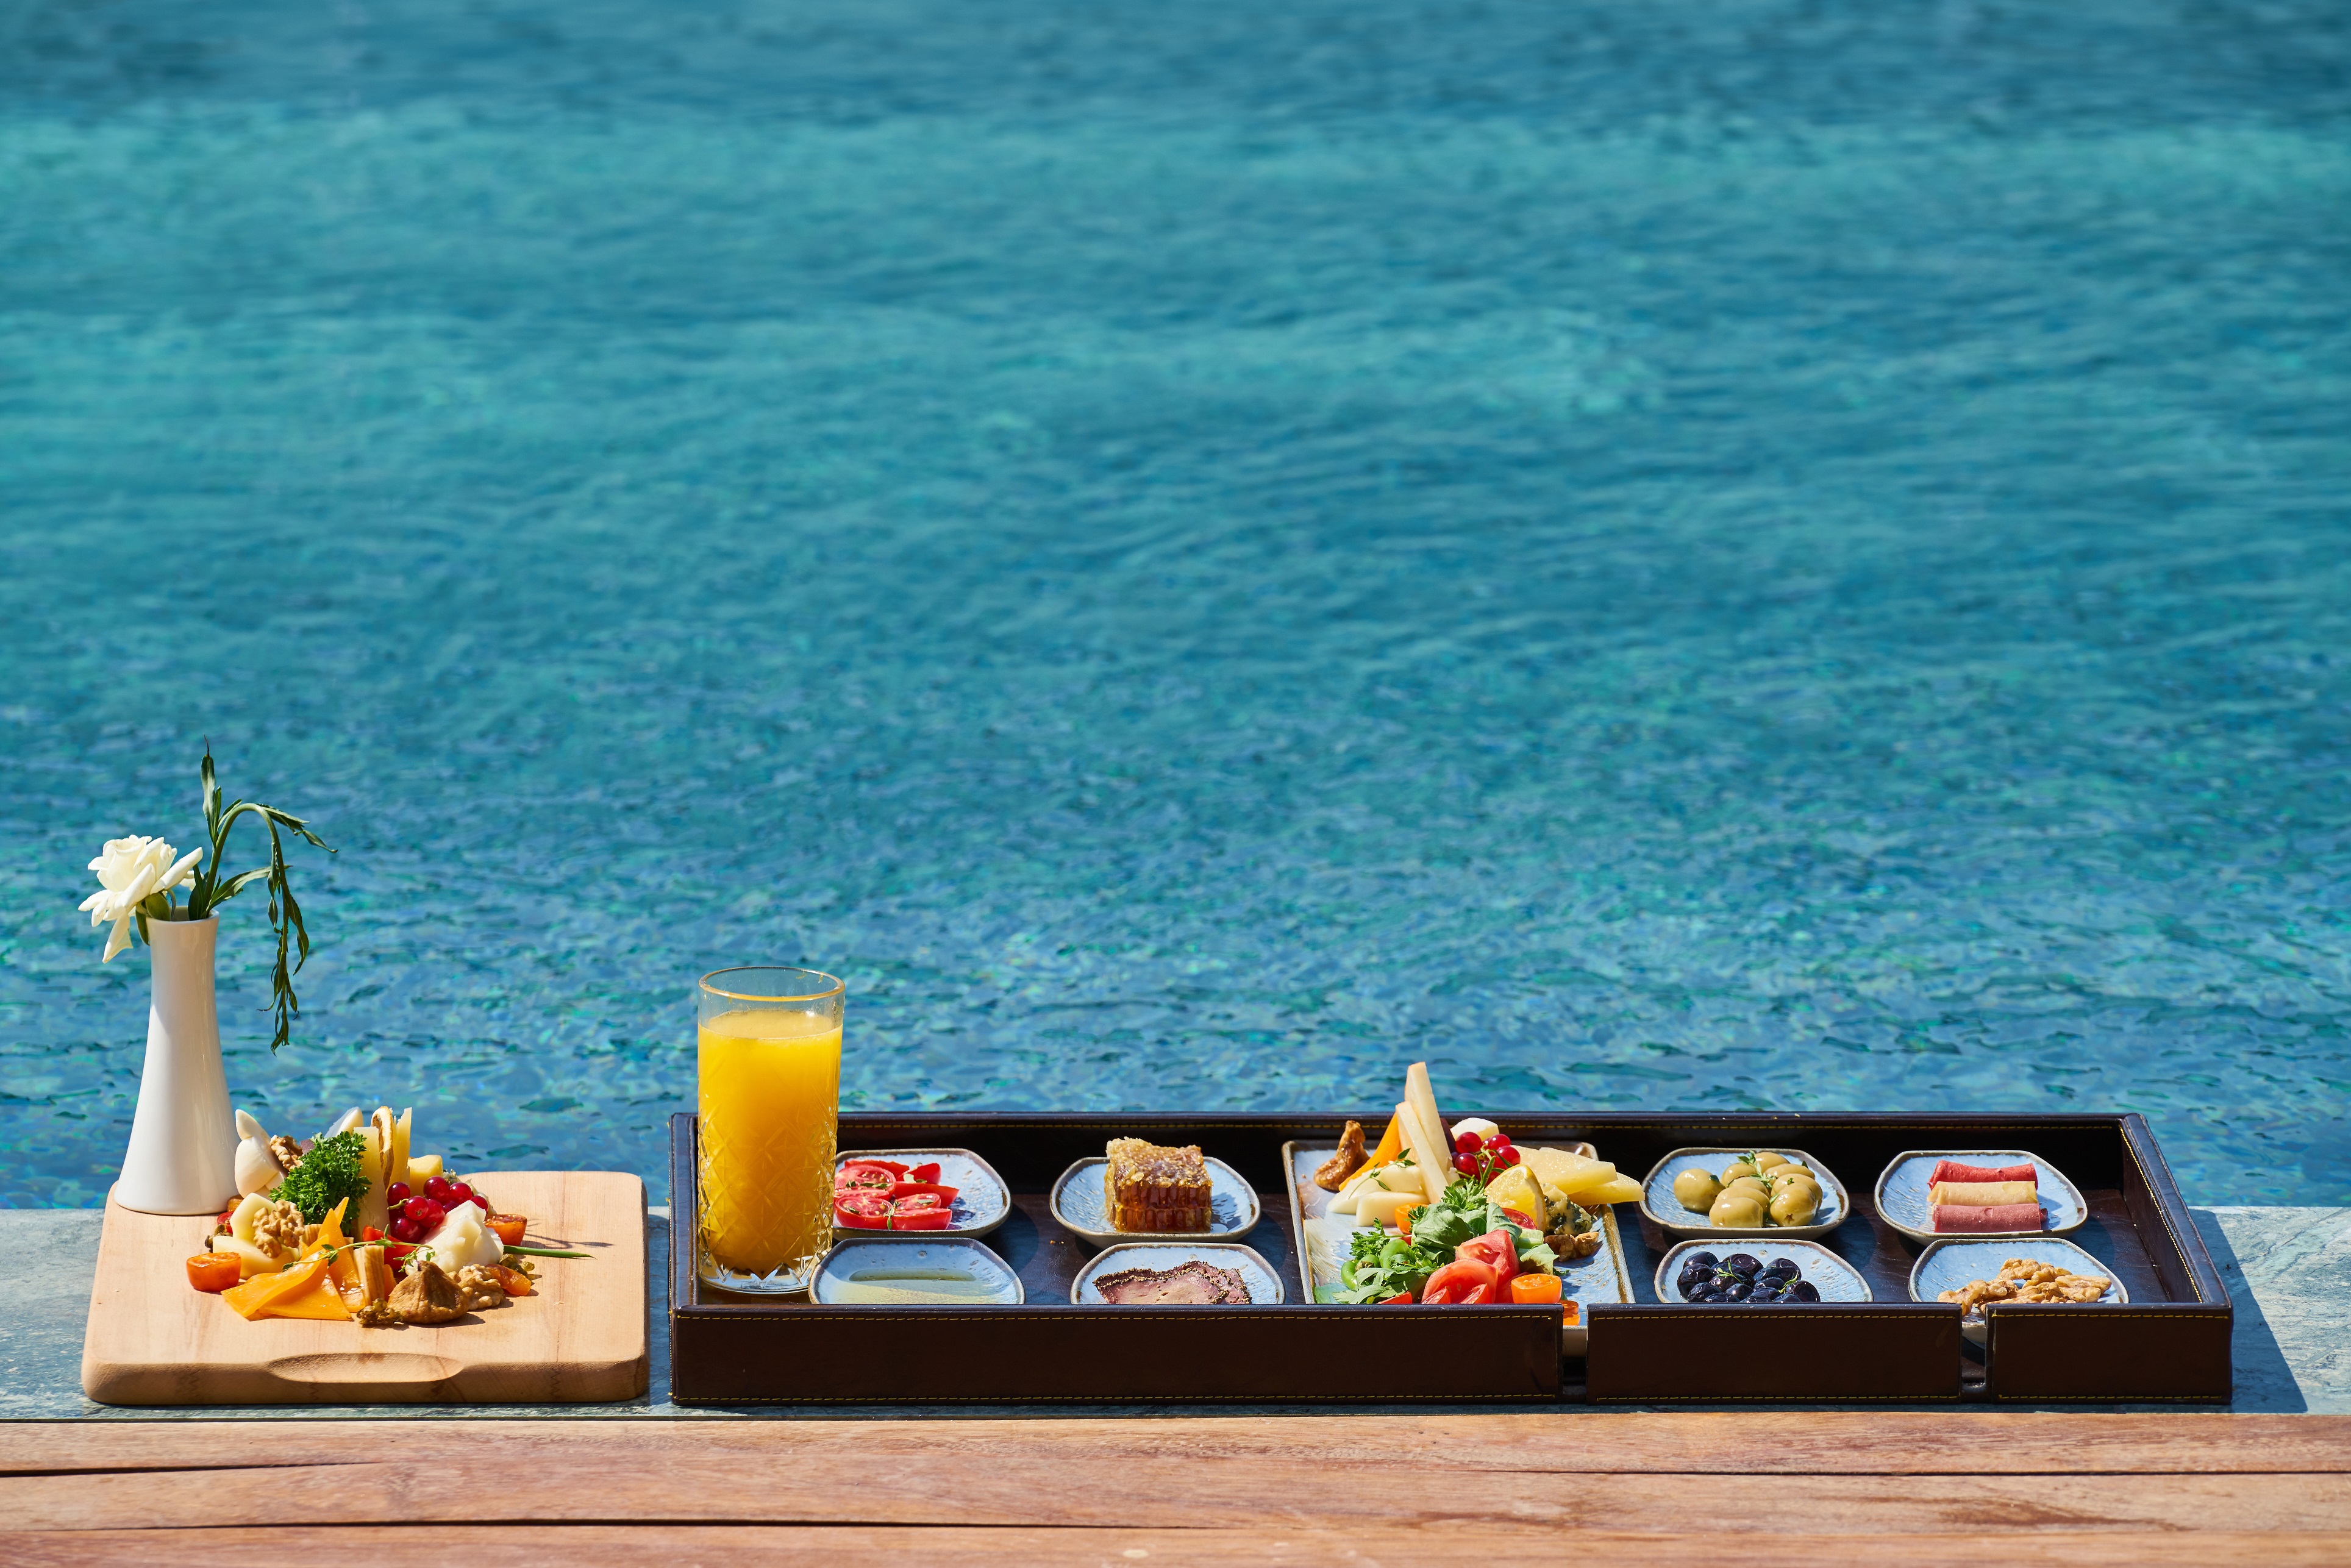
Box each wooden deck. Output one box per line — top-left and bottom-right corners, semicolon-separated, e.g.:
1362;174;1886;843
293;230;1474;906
6;1413;2347;1563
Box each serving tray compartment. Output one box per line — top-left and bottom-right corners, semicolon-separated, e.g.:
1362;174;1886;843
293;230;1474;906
666;1110;2227;1406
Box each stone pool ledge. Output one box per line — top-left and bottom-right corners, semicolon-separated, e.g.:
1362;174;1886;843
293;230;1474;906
2;1206;2343;1418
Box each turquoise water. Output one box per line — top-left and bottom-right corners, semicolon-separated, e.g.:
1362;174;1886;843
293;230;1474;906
4;1;2348;1207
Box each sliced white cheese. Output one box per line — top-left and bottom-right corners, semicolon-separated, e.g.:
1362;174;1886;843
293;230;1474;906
1358;1189;1419;1228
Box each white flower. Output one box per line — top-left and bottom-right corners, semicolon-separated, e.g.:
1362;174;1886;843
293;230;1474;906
79;835;202;962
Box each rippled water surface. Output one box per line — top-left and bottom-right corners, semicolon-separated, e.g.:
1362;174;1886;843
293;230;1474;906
4;0;2349;1206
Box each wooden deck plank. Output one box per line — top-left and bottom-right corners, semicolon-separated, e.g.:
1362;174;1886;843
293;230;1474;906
9;1461;2349;1533
7;1412;2350;1477
9;1527;2351;1568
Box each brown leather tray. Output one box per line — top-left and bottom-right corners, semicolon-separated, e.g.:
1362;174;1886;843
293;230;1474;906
666;1110;2228;1406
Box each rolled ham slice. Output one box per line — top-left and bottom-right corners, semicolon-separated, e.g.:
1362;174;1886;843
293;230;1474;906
1933;1202;2044;1233
1931;1180;2038;1207
1929;1160;2036;1185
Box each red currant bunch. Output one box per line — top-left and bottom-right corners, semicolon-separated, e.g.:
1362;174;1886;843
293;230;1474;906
1449;1127;1521;1181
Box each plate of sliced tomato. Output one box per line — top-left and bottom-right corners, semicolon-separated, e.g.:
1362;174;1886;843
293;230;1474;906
833;1147;1011;1237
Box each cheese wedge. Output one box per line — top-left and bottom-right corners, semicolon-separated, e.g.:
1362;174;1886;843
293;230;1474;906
405;1153;443;1186
1363;1113;1405;1170
391;1108;413;1189
1358;1189;1418;1228
1576;1174;1642;1206
1399;1094;1452;1206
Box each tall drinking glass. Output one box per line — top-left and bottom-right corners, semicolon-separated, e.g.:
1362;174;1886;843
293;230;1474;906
696;966;844;1294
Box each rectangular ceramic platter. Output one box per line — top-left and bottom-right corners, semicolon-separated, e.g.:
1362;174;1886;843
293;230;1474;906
82;1170;649;1405
1285;1142;1630;1355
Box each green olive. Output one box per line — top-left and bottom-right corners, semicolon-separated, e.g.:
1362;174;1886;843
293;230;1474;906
1724;1176;1770;1202
1672;1169;1722;1213
1769;1171;1821;1196
1720;1160;1759;1185
1769;1187;1818;1227
1753;1152;1790;1172
1710;1190;1768;1228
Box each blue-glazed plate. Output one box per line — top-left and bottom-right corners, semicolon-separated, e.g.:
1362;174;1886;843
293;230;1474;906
1049;1153;1261;1250
1071;1241;1285;1305
1908;1236;2124;1344
1652;1238;1872;1303
810;1235;1026;1305
835;1147;1013;1238
1638;1147;1849;1239
1872;1149;2087;1245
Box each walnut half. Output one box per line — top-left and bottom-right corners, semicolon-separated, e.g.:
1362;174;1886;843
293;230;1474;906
452;1265;509;1313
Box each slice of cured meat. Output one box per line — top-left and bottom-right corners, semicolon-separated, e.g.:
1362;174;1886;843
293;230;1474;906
1092;1260;1252;1305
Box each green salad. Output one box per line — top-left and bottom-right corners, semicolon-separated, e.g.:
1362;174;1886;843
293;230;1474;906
1335;1177;1557;1303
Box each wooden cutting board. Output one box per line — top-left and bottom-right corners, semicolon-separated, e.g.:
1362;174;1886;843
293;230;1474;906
82;1171;648;1406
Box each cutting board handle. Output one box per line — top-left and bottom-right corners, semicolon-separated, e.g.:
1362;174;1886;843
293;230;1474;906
269;1353;461;1385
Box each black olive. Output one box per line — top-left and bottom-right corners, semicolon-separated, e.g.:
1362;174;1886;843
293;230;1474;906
1767;1257;1799;1275
1724;1280;1753;1302
1749;1280;1783;1302
1724;1253;1760;1277
1788;1280;1820;1302
1686;1251;1719;1270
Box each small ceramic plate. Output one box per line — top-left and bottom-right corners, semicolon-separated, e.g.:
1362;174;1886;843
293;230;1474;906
1909;1235;2124;1344
1652;1238;1873;1304
1638;1147;1850;1239
810;1235;1026;1305
1071;1242;1286;1305
1872;1149;2088;1245
835;1147;1013;1238
1282;1138;1631;1355
1049;1155;1261;1249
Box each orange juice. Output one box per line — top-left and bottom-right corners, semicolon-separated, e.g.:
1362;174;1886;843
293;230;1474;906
697;1006;842;1278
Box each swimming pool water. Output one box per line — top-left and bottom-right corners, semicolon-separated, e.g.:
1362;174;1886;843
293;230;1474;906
3;1;2347;1206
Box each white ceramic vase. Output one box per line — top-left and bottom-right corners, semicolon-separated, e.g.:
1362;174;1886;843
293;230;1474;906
112;914;238;1215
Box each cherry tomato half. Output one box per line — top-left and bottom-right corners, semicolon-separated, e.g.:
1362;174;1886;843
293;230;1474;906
834;1192;893;1230
835;1164;897;1196
908;1163;942;1184
187;1252;241;1293
887;1181;959;1205
889;1205;954;1231
1509;1273;1563;1305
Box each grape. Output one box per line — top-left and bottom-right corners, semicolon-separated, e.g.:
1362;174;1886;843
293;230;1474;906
386;1182;412;1206
389;1215;422;1244
424;1176;455;1203
1482;1132;1512;1150
1452;1153;1479;1175
405;1198;446;1230
446;1181;474;1205
1493;1145;1521;1167
1454;1130;1483;1154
